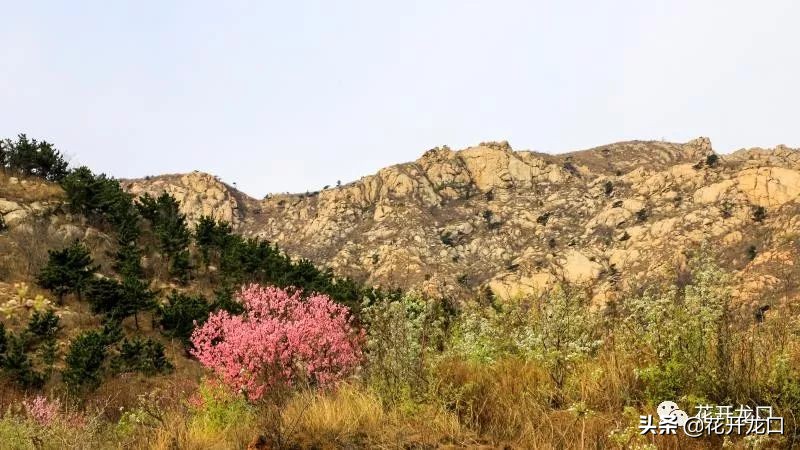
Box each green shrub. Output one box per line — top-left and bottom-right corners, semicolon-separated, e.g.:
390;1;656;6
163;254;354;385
720;201;733;218
361;293;451;403
752;205;767;223
36;240;97;303
603;180;613;196
158;291;210;344
0;414;38;450
188;379;254;434
1;334;44;389
26;309;60;342
514;286;600;400
112;337;173;375
209;286;244;315
766;353;800;415
62;330;109;391
747;244;758;261
447;301;509;364
84;277;155;327
447;286;599;405
619;251;732;403
636;360;692;406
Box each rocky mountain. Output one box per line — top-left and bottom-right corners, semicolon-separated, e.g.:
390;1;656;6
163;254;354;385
111;138;800;308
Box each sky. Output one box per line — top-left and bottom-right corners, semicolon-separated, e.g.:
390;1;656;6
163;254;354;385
2;1;800;197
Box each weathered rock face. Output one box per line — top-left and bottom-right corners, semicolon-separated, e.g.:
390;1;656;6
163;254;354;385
121;171;242;228
0;198;58;227
122;138;800;306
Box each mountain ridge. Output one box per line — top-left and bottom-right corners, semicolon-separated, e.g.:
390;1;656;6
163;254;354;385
109;137;800;308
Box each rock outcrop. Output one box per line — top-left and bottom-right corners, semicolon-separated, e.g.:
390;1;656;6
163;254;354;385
121;171;242;228
118;138;800;307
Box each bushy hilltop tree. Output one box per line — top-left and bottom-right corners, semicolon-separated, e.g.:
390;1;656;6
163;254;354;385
136;192;191;284
61;166;134;224
37;240;98;303
0;134;69;181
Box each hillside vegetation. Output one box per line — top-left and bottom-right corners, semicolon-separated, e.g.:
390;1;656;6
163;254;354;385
1;134;799;449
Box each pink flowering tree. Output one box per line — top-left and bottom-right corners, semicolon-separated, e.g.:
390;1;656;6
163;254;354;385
23;395;60;426
190;284;363;401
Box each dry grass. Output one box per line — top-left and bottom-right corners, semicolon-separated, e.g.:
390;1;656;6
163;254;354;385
0;172;64;203
0;374;791;449
280;384;471;448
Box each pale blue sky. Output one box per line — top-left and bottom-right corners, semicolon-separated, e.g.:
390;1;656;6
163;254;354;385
2;1;799;196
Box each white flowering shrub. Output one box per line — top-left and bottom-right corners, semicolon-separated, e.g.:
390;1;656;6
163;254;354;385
361;293;450;403
516;286;602;396
620;251;732;403
446;301;508;364
447;285;600;403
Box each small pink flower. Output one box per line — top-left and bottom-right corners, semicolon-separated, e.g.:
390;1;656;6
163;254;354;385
23;395;60;426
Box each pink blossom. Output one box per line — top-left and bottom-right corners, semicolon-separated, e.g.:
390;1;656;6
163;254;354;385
190;285;363;401
23;395;60;426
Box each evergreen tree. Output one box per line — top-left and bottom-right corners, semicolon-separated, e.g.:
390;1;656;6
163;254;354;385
134;192;159;223
1;134;69;181
26;309;60;342
37;240;97;303
194;215;217;266
158;291;210;345
1;334;44;389
195;216;233;267
109;193;144;278
84;278;125;316
136;192;191;283
63;330;109;392
61;166;133;223
121;276;156;329
84;276;155;328
0;139;6;171
61;166;146;279
112;337;173;375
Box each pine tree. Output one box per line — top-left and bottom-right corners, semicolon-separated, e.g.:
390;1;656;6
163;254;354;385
1;134;69;181
121;276;156;329
63;330;108;392
195;215;217;266
158;291;210;345
111;201;144;279
84;276;155;329
136;192;191;283
61;166;137;223
1;334;44;388
195;216;233;268
37;240;98;303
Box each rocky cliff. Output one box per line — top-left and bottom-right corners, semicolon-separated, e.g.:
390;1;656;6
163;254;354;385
115;138;800;308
